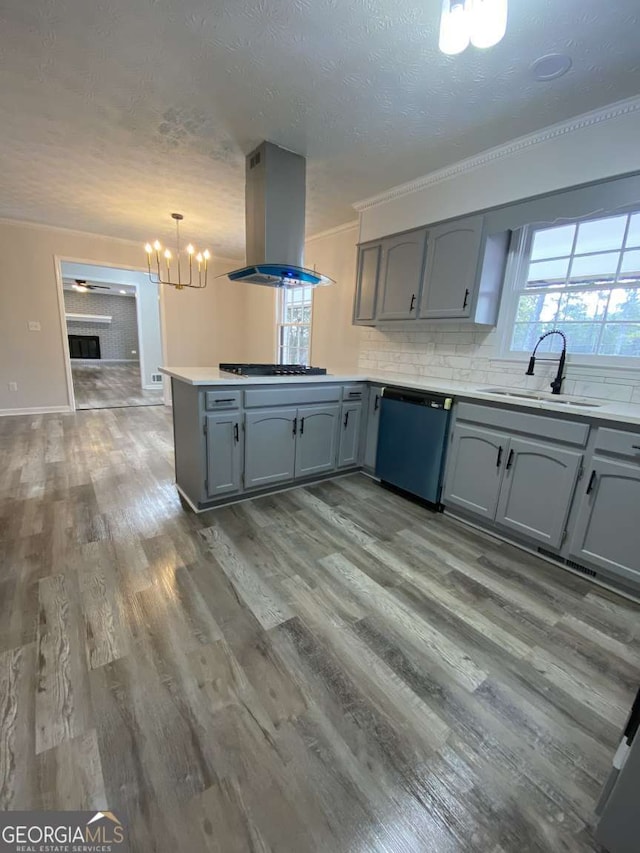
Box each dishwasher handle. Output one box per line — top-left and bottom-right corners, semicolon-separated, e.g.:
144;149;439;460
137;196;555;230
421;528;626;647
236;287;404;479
382;387;452;410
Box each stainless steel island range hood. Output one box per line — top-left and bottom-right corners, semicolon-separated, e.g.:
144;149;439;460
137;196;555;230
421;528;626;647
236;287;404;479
226;141;334;289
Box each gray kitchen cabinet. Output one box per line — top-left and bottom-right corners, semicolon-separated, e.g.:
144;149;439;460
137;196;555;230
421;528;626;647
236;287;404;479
363;385;383;471
294;405;340;478
244;407;297;489
418;215;483;319
338;401;363;468
353;242;381;325
205;412;242;497
377;229;427;320
569;457;640;584
443;423;508;519
495;437;582;548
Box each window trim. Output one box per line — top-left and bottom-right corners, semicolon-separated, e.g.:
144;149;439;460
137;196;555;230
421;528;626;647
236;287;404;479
496;217;640;371
277;286;314;366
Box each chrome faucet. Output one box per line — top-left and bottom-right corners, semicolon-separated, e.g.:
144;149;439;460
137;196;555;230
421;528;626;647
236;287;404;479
526;330;567;395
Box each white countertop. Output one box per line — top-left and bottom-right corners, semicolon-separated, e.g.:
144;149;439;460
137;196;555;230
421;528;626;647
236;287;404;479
160;366;640;427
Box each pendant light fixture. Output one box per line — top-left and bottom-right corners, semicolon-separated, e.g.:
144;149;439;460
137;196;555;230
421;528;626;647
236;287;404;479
439;0;508;55
144;213;211;290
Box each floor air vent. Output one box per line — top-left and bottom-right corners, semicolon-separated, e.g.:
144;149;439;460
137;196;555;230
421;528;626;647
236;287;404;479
566;559;597;577
537;547;597;578
151;373;163;383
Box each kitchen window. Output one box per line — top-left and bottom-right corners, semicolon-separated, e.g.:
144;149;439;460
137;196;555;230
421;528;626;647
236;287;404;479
278;285;313;365
499;210;640;364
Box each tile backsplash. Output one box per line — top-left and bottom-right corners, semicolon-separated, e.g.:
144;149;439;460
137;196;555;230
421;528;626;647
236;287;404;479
357;323;640;405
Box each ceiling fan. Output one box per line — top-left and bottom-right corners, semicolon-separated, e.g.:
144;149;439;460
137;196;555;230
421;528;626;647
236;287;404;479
72;279;110;292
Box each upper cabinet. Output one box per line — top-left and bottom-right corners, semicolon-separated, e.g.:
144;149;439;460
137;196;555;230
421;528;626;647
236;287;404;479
418;215;483;319
353;242;381;325
353;215;509;327
377;229;427;321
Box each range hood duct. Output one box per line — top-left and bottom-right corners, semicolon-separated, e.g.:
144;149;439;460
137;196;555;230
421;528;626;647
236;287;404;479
226;141;334;289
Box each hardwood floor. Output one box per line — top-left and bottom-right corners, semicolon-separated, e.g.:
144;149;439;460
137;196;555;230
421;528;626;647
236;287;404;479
1;405;638;852
71;362;164;409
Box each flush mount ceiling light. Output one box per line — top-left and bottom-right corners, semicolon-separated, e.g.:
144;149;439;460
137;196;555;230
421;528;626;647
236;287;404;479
439;0;508;55
144;213;211;290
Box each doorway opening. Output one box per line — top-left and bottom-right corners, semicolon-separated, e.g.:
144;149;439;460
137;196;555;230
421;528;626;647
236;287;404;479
60;261;164;410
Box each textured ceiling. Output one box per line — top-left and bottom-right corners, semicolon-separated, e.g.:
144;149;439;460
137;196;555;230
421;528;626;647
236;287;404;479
0;0;639;258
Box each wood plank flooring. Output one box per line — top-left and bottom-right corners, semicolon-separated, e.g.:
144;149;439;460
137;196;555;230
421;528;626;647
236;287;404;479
1;405;639;852
71;362;163;409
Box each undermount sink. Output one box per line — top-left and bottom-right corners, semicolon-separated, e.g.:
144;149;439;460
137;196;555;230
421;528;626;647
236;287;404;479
479;388;604;408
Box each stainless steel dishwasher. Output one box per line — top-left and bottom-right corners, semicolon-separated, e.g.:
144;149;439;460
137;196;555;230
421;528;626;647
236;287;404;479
375;388;453;507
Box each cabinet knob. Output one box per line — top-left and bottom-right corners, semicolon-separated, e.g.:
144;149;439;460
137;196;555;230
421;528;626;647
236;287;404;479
409;294;416;311
506;449;514;470
586;469;597;494
462;288;470;309
344;411;350;428
496;446;503;467
292;417;297;437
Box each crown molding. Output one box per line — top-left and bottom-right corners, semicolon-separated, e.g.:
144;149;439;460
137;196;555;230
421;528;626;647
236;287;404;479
353;95;640;213
0;215;144;246
306;220;359;242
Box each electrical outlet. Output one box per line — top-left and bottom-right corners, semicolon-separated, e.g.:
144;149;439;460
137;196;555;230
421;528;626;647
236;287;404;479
27;320;41;332
8;381;18;392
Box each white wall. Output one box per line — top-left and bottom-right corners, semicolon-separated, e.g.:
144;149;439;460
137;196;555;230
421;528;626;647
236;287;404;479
306;223;361;369
136;279;163;388
358;97;640;241
0;218;244;413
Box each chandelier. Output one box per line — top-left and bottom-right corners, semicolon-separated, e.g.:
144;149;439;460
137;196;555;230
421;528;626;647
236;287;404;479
144;213;211;290
439;0;508;55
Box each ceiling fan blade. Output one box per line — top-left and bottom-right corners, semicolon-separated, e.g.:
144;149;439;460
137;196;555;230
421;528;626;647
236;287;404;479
87;284;110;289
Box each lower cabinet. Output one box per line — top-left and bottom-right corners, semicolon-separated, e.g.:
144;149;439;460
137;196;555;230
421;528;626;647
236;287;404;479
569;457;640;584
205;412;242;497
338;401;363;467
494;437;582;548
443;424;508;519
294;405;340;478
363;385;382;471
244;407;297;489
444;423;582;548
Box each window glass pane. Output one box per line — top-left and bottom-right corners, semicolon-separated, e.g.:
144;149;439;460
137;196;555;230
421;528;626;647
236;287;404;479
561;323;599;355
574;215;627;255
556;290;608;322
515;292;560;323
607;288;640;322
619;249;640;281
600;323;640;357
625;214;640;249
568;252;619;284
526;258;570;286
530;224;575;260
511;321;558;352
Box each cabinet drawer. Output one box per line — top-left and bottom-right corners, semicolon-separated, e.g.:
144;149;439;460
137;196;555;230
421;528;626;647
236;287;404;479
594;427;640;460
456;401;589;446
244;385;341;408
342;384;367;401
204;390;241;410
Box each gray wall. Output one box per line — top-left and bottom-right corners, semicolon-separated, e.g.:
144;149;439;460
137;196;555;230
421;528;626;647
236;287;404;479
64;290;139;361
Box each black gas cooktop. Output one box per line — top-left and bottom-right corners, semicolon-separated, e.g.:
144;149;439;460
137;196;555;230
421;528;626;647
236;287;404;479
219;363;328;377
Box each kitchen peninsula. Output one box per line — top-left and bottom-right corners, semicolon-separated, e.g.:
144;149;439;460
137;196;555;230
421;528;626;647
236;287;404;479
163;364;640;600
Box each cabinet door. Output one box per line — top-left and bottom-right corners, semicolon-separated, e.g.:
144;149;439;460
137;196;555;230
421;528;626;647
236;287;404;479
353;243;381;324
363;385;382;471
377;229;427;320
295;405;340;478
569;457;640;584
244;407;297;489
205;413;242;497
419;215;484;319
338;402;363;468
495;438;582;548
443;423;508;519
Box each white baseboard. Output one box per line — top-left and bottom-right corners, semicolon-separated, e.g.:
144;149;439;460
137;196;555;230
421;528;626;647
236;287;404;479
0;405;74;417
71;359;139;364
143;384;164;391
